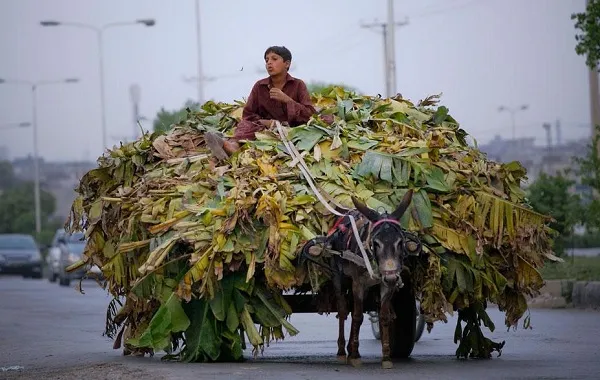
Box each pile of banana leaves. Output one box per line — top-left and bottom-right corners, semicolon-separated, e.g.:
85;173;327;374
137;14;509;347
66;87;558;362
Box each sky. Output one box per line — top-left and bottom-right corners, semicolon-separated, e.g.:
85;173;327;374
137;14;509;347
0;0;593;162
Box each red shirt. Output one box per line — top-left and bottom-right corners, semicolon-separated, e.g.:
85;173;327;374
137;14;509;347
242;74;316;127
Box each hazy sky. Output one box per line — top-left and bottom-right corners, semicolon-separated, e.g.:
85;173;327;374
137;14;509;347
0;0;592;162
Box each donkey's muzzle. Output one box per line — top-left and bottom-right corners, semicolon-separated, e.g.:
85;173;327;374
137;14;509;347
382;271;404;288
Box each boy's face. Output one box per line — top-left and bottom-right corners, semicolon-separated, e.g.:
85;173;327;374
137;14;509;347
265;52;290;76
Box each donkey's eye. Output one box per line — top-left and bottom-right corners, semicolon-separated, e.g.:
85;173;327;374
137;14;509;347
373;241;381;250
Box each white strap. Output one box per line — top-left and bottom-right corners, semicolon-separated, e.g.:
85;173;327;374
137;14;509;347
273;121;377;279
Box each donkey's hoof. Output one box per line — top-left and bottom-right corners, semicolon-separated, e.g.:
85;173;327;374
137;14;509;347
336;355;347;363
382;360;394;369
349;358;362;367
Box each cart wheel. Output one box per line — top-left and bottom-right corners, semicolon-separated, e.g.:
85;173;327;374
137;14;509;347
388;280;417;358
414;307;426;342
59;276;71;287
370;300;423;344
369;312;381;340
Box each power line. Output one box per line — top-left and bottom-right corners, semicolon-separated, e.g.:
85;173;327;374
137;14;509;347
360;7;409;97
410;0;491;19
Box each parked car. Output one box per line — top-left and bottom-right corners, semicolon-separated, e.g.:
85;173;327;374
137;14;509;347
52;231;101;286
0;233;43;278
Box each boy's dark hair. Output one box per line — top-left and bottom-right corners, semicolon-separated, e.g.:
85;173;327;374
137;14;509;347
264;46;292;62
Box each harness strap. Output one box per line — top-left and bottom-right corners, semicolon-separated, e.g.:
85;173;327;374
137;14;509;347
274;121;377;279
371;218;403;231
327;216;348;237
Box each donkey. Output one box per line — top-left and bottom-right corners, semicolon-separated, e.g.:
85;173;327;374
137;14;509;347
303;189;419;369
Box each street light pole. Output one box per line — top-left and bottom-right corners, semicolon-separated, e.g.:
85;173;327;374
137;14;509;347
498;104;529;140
40;19;155;152
31;84;41;235
0;121;31;130
97;30;108;151
0;78;78;234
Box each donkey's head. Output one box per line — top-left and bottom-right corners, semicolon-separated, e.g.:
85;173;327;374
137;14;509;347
351;190;419;288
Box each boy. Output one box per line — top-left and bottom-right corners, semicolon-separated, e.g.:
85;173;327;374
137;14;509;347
205;46;316;160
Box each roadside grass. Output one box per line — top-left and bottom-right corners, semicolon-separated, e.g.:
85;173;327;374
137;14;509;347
541;255;600;281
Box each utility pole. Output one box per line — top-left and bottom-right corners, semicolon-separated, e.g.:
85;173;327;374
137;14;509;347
361;3;408;97
589;62;600;136
386;0;397;98
195;0;205;106
587;0;600;153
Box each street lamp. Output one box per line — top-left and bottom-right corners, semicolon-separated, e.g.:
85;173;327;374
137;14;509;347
498;104;529;140
0;77;79;234
0;121;32;130
40;18;156;151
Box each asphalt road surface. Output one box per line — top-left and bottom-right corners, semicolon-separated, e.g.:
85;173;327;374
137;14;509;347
1;275;599;380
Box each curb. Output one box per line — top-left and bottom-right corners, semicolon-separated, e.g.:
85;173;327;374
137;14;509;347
529;279;600;309
572;281;600;309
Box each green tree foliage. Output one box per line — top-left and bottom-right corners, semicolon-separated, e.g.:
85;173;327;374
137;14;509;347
572;0;600;69
307;81;359;95
0;161;59;246
527;173;583;255
0;183;57;233
153;100;198;134
527;173;582;236
0;160;17;190
573;130;600;231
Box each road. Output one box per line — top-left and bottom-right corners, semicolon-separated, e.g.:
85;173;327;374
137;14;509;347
569;247;600;257
0;275;599;380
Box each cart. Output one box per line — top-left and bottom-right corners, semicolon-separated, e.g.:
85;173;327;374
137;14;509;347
282;274;421;358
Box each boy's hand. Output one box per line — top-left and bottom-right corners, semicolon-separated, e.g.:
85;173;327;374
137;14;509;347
258;119;274;127
269;88;292;103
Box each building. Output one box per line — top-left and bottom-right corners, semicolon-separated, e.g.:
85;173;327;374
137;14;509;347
478;135;588;185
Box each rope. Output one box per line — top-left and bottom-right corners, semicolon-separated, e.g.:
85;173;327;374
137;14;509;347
273;121;378;279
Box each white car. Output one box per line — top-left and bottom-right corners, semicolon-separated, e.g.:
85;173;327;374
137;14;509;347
46;229;66;282
47;229;90;286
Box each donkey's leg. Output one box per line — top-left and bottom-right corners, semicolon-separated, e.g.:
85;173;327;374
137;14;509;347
347;281;365;367
379;286;395;369
333;272;348;360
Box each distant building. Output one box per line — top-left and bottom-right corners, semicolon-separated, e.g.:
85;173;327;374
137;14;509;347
478;135;588;184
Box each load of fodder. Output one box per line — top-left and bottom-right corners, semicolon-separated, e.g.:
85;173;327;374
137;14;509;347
66;88;557;361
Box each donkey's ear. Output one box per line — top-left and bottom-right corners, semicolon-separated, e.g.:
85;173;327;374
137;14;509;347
351;196;381;222
391;189;414;220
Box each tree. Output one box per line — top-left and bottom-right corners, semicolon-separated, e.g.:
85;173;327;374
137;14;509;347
153;99;199;134
0;182;57;234
0;161;65;247
526;173;583;255
572;130;600;231
0;160;17;190
307;81;360;95
572;0;600;69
